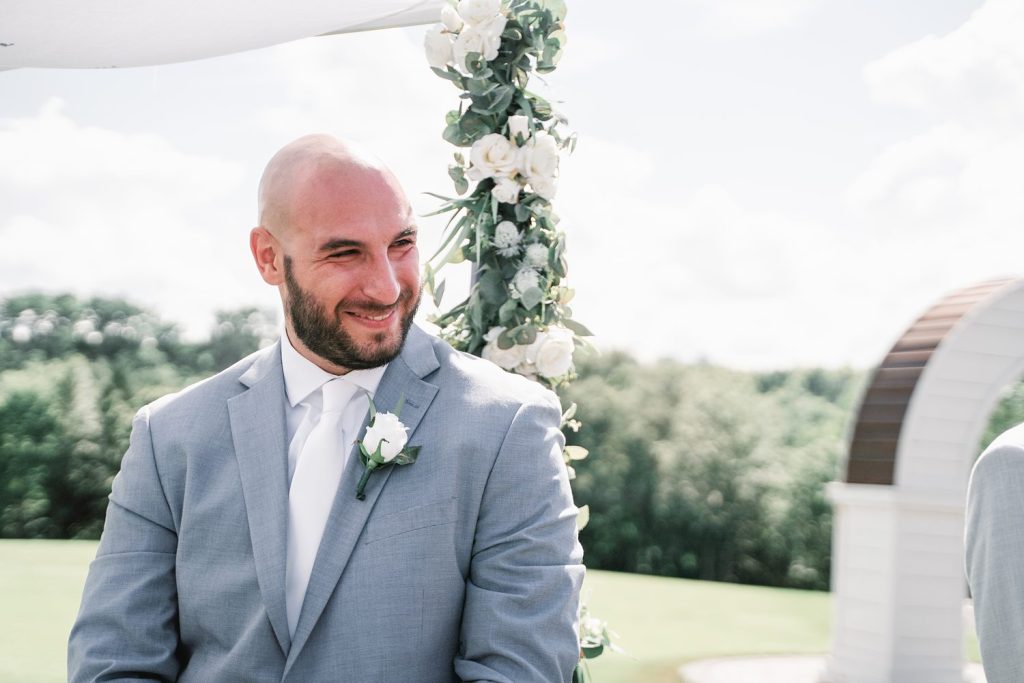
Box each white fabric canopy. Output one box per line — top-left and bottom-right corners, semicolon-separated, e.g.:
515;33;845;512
0;0;443;69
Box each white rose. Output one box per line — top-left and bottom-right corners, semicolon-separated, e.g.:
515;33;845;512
528;173;557;200
457;0;502;25
363;412;409;462
512;267;541;297
532;325;575;379
473;14;507;60
507;114;530;142
515;359;537;381
452;27;485;72
469;133;519;179
491;175;521;204
525;242;548;268
517;130;560;179
482;326;527;370
441;3;464;32
424;24;453;69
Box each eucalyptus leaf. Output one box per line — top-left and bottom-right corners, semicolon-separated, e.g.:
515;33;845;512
563;318;594;337
478;269;507;305
511;324;538;345
432;278;447;307
520;286;544;310
498;298;519;325
497;327;517;350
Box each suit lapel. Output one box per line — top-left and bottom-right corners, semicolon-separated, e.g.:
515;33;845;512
284;327;440;673
228;343;292;655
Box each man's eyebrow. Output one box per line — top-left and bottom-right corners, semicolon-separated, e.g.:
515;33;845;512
317;227;417;252
318;238;362;252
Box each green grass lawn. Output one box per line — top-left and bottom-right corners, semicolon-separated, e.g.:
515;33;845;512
0;539;979;683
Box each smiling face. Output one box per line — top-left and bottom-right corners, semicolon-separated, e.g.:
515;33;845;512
250;135;421;374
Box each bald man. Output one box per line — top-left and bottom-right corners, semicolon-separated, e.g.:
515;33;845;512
68;135;584;682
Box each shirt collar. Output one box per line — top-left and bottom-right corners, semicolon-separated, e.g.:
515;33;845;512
280;330;388;407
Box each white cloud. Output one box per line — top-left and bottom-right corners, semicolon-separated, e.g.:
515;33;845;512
0;98;241;200
853;0;1024;237
558;136;856;369
0;100;268;338
864;0;1024;124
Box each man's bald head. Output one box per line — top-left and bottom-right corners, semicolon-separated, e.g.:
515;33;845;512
257;134;399;238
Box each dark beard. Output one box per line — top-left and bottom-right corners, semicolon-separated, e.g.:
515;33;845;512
283;256;418;370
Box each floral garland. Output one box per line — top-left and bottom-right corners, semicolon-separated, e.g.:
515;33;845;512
423;1;614;679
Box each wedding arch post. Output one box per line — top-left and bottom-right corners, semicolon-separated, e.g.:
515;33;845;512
824;277;1024;683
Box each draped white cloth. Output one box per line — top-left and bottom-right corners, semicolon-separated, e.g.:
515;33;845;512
0;0;443;70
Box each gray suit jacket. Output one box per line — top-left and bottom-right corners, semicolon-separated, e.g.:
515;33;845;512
68;326;584;682
965;423;1024;682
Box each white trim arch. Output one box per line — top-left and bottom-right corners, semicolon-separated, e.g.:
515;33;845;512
825;277;1024;683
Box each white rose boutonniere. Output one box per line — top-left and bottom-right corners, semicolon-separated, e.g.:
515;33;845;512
355;398;420;500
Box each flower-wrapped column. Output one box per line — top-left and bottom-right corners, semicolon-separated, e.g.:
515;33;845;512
423;1;615;679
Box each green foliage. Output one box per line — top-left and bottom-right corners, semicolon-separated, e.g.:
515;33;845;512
0;292;276;540
562;353;863;591
979;379;1024;456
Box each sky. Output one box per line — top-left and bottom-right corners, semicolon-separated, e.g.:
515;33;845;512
2;0;1021;369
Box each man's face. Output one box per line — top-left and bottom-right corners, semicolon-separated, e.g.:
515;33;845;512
277;164;421;372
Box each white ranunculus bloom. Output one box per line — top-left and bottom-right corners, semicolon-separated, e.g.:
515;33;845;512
457;0;502;26
518;130;560;180
482;326;527;370
473;14;507;60
512;267;541;297
525;242;548;268
491;175;521;204
532;325;575;379
528;173;557;200
362;412;409;462
441;3;464;32
424;24;453;70
507;114;530;142
469;133;519;179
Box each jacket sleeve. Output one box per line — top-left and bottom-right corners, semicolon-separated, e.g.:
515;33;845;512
454;392;584;683
965;441;1024;682
68;406;181;683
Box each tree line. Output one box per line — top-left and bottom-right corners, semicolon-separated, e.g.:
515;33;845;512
2;292;1020;591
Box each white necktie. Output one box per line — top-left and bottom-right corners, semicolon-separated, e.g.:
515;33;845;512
286;377;358;637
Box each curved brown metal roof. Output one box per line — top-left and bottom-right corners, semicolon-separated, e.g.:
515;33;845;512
844;277;1017;485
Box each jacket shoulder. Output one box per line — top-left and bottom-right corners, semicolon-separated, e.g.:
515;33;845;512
424;333;560;414
146;344;276;419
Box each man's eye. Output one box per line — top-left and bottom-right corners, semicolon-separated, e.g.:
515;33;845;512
392;239;415;248
329;250;358;258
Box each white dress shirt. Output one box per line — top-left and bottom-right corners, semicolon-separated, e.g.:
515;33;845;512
279;332;387;634
279;332;387;485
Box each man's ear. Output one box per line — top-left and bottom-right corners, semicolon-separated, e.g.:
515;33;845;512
250;227;285;286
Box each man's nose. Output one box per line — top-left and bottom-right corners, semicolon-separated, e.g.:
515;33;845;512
362;253;401;304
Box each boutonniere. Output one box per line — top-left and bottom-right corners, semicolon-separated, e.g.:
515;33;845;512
355;397;420;500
